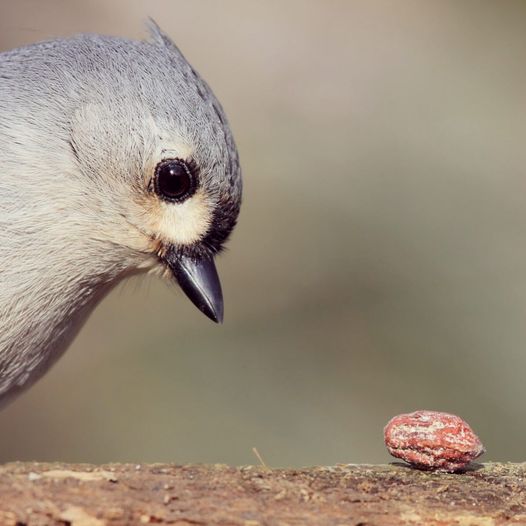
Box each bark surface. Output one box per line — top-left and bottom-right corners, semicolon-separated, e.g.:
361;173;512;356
0;462;524;525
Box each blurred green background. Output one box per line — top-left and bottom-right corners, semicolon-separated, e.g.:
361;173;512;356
1;0;525;467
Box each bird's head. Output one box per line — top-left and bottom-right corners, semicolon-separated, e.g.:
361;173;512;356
63;22;242;322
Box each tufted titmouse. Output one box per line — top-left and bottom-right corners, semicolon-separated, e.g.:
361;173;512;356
0;22;242;406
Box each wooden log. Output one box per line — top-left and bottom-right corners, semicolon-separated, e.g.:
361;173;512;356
0;462;524;525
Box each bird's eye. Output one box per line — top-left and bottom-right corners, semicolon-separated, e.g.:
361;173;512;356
153;159;197;203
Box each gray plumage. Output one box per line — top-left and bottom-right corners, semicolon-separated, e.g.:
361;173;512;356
0;22;242;406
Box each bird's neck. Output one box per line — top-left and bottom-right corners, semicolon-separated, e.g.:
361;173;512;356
0;226;142;405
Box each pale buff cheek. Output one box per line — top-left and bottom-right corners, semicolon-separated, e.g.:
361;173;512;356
122;140;212;255
153;191;212;246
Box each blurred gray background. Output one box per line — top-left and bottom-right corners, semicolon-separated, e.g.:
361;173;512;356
1;0;525;467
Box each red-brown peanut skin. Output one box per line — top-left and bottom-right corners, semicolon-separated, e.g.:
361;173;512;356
384;410;485;472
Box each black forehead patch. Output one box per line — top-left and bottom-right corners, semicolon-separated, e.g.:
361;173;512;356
170;190;241;262
201;195;241;254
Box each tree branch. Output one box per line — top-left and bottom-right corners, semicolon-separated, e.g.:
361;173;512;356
0;462;524;525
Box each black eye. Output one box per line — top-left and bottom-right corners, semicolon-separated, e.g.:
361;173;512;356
154;159;197;203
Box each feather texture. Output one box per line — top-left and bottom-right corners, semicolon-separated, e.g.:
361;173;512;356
0;24;241;405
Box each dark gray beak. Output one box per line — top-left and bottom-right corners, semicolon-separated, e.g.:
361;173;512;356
166;252;224;323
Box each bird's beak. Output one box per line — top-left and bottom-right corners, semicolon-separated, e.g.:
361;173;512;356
165;251;224;323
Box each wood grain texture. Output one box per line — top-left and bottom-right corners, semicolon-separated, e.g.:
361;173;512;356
0;462;525;525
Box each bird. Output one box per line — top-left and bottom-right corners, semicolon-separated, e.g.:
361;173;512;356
0;21;242;407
